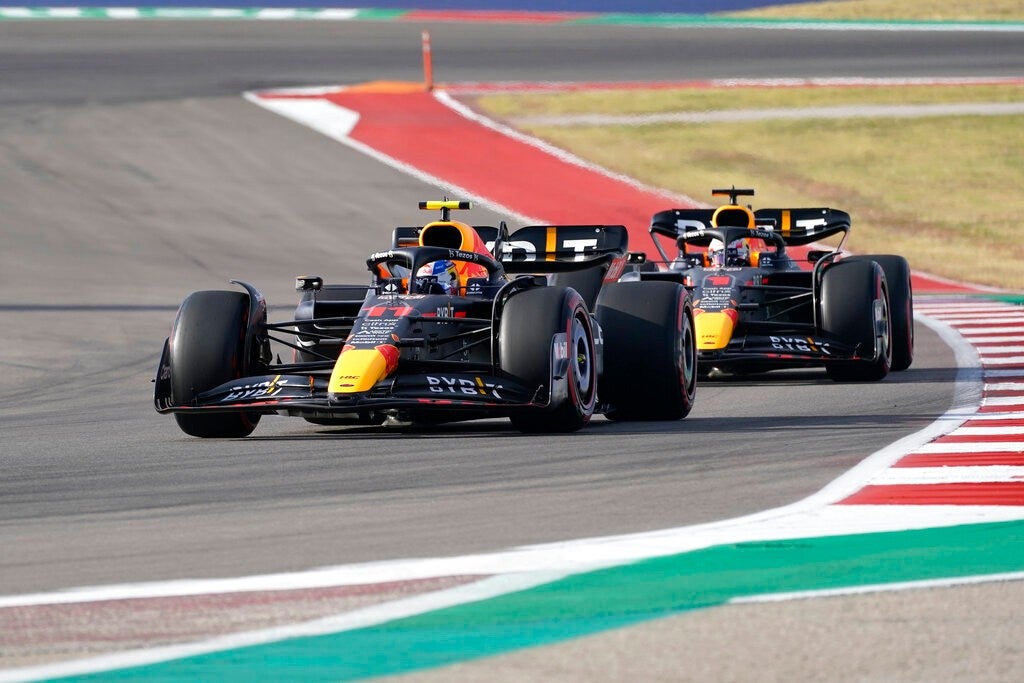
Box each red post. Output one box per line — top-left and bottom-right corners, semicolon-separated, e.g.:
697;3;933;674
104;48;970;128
422;31;434;92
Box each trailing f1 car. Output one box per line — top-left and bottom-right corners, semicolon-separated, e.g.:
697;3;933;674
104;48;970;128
155;201;697;437
622;187;913;381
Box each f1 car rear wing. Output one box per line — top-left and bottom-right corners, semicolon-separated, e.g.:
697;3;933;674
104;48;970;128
480;224;628;273
393;224;628;273
650;207;851;247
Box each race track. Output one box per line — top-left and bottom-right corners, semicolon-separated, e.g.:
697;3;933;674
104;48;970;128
1;18;1022;678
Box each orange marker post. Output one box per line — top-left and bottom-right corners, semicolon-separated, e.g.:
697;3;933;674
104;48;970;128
422;30;434;92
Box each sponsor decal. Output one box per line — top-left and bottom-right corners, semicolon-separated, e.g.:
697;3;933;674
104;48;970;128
796;217;827;233
770;336;832;355
696;275;737;312
222;376;289;402
487;239;537;261
553;339;569;360
426;375;504;399
366;305;414;318
350;317;403;345
421;307;469;319
486;235;600;262
562;238;598;261
447;248;478;262
676;219;708;234
605;258;626;282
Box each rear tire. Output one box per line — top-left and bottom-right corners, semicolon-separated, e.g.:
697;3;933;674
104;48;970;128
847;255;913;372
821;260;892;382
596;281;697;420
170;290;261;438
499;287;597;433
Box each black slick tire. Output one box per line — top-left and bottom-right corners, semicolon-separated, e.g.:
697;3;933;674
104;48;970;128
821;260;892;382
499;287;597;433
595;281;697;420
170;290;261;438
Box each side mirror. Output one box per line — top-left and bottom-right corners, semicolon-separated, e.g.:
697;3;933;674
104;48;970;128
627;251;648;264
296;275;323;291
806;250;834;264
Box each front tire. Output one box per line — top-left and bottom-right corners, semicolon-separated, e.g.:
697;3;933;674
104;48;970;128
499;287;597;433
170;290;261;438
596;281;697;420
821;260;892;382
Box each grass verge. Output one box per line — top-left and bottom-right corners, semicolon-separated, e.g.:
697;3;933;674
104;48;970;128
722;0;1024;22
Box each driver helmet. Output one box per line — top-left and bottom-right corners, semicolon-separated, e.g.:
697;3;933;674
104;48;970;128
415;260;459;294
707;238;751;267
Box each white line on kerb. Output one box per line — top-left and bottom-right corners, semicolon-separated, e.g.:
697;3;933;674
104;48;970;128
959;326;1024;335
952;425;1024;435
985;384;1024;393
972;336;1024;344
916;440;1024;453
870;466;1024;485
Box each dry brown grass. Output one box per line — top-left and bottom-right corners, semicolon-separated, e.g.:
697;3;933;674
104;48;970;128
479;85;1024;118
723;0;1024;21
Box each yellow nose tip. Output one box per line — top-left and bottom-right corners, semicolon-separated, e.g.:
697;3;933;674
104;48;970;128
328;346;399;394
695;311;737;350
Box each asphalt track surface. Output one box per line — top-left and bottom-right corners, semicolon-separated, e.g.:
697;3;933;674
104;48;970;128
1;19;1022;678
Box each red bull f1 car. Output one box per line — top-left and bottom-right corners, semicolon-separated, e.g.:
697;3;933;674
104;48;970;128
155;201;698;437
622;187;913;381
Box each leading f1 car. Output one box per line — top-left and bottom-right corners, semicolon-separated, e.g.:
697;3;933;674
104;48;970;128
622;187;914;381
154;201;698;437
